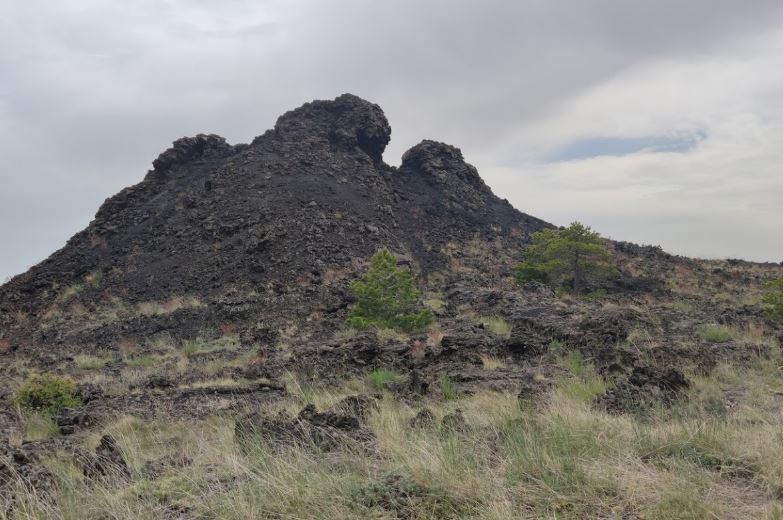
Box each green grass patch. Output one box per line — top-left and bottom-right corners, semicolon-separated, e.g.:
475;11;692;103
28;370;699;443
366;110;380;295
650;486;716;520
367;369;405;391
697;324;732;343
439;375;458;400
74;354;114;370
559;350;588;376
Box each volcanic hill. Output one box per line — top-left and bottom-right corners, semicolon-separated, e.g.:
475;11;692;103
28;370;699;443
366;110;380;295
2;94;783;519
0;93;548;357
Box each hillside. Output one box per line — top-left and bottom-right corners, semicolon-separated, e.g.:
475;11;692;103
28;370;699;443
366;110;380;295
0;94;547;364
1;95;783;519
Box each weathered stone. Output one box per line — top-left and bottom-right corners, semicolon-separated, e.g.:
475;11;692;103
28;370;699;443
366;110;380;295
409;408;436;429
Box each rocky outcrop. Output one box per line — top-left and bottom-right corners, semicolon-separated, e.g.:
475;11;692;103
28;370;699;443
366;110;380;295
400;140;492;210
596;365;690;414
272;93;391;162
151;134;235;174
234;403;375;452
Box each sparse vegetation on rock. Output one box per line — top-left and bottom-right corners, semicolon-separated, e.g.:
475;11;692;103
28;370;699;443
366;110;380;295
367;369;405;391
697;324;732;343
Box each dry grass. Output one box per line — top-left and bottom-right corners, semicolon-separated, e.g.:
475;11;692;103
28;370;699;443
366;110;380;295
136;296;203;317
478;316;512;339
56;284;83;303
73;354;115;370
375;327;410;344
479;355;506;370
423;294;447;312
6;354;783;519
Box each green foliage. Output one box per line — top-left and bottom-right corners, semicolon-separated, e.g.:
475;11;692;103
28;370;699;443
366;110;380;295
367;369;405;391
438;375;458;400
516;222;614;294
347;248;434;332
697;324;732;343
763;277;783;323
13;373;81;415
513;261;548;283
582;288;607;302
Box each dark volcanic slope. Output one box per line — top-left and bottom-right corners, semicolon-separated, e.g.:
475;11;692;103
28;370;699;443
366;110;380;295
0;94;548;349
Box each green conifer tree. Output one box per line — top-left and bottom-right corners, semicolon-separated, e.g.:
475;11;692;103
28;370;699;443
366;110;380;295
347;248;434;332
515;222;614;294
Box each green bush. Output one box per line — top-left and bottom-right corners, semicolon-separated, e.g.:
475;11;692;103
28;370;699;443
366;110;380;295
763;277;783;323
347;248;434;332
13;373;81;415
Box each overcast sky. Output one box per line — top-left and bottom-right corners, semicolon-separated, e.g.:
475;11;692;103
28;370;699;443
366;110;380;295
2;1;783;281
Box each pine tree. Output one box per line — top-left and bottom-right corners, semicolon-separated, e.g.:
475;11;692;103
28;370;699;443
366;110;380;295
346;248;434;332
515;222;614;294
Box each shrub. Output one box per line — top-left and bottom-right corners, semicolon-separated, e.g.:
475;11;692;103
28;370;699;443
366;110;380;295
763;277;783;323
346;248;434;332
697;324;732;343
13;374;81;415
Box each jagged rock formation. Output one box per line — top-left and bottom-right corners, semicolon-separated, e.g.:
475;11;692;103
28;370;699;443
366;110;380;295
0;94;548;353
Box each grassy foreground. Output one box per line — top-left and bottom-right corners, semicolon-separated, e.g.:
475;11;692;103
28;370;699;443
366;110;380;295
5;353;783;520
